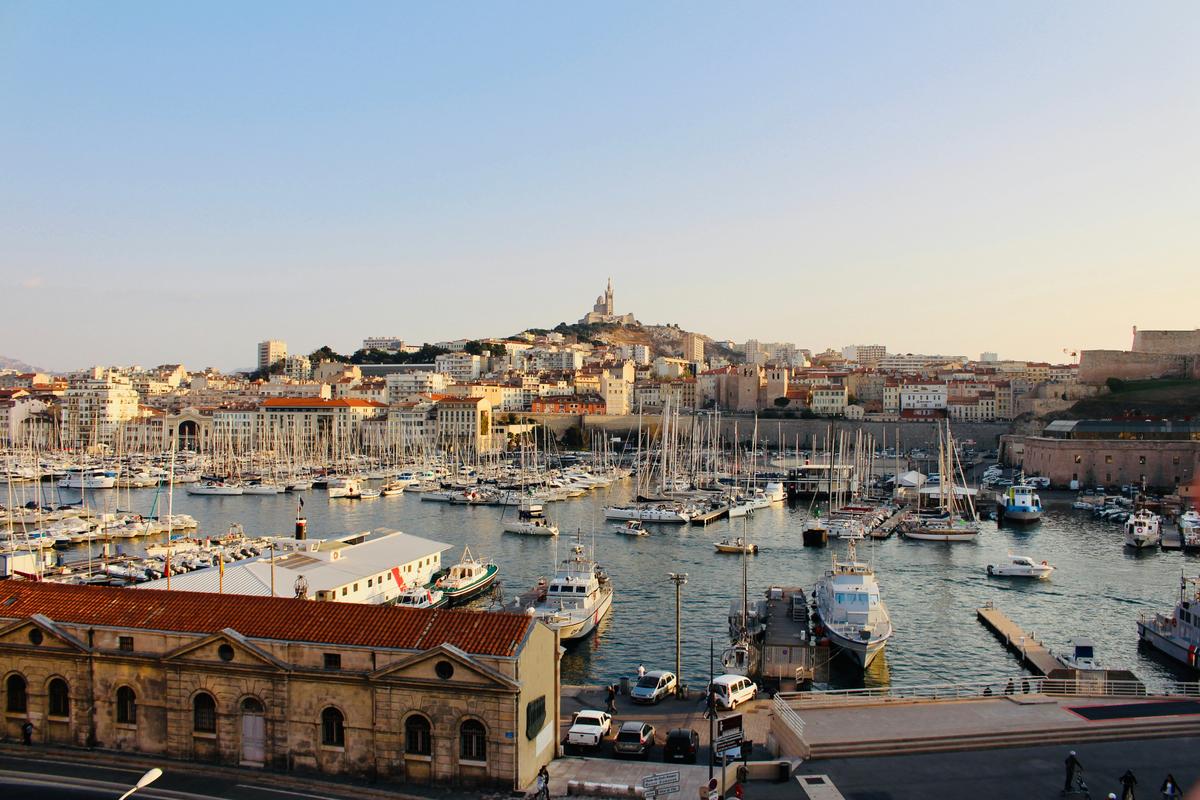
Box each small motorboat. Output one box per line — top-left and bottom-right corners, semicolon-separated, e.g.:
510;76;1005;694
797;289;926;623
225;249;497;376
986;554;1054;579
358;489;382;499
1057;638;1101;670
613;520;649;537
714;537;758;554
380;481;405;496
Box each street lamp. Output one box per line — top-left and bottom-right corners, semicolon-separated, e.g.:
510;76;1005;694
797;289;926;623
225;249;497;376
667;572;687;696
117;767;162;800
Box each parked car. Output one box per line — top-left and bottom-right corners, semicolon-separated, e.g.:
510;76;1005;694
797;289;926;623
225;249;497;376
663;728;700;763
613;721;655;759
631;670;677;704
567;710;612;748
708;674;758;710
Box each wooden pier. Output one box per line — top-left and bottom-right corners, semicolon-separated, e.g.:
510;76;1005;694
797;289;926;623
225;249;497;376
975;604;1062;676
689;505;730;525
871;506;910;539
1162;523;1182;550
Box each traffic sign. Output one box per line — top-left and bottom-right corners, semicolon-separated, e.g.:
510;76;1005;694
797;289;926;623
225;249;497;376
715;712;744;751
643;772;681;789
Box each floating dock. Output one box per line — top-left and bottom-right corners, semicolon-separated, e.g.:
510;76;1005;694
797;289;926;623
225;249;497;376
690;505;730;525
1162;523;1182;550
975;604;1062;676
871;507;910;539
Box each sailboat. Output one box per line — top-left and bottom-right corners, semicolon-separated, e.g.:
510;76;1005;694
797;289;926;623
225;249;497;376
722;516;761;675
902;422;980;542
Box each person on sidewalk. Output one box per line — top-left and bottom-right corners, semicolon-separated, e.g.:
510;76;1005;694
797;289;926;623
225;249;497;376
1120;769;1137;800
704;688;718;720
605;684;617;715
21;720;33;746
1062;751;1083;795
1160;773;1181;799
534;765;550;800
637;664;646;679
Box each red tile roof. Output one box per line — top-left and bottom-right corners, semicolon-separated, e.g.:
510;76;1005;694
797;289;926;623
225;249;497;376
261;397;385;408
0;582;534;658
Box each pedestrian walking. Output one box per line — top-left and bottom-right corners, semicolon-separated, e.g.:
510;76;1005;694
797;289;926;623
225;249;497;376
1160;773;1181;799
605;684;617;714
1063;751;1083;795
21;720;33;746
637;664;646;679
534;765;550;800
704;688;718;720
1120;769;1137;800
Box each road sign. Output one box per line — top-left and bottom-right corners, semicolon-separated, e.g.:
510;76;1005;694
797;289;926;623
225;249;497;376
643;771;681;790
715;713;744;752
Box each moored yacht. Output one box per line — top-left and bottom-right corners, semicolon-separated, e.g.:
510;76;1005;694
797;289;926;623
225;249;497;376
58;469;117;490
327;478;363;499
504;500;559;536
603;504;691;523
813;539;893;667
528;536;614;642
186;480;243;496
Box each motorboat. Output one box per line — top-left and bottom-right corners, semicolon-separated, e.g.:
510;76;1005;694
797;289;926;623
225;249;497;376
986;554;1054;579
1124;510;1161;549
1177;511;1200;552
380;481;405;496
186;480;243;496
813;539;893;668
57;469;117;490
612;520;649;537
527;536;613;642
504;499;559;536
713;537;758;554
327;478;363;499
1057;638;1101;670
435;546;499;604
995;482;1042;522
394;585;446;609
762;481;786;503
1137;575;1200;670
801;518;828;547
358;488;382;499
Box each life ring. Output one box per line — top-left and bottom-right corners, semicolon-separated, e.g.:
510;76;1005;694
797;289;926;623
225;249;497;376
1041;561;1048;566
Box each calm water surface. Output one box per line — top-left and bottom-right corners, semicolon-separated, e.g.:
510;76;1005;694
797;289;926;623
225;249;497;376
43;480;1198;692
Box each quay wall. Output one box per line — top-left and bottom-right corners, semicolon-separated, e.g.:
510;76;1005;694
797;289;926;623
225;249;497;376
523;413;1010;452
1132;328;1200;356
1078;350;1200;385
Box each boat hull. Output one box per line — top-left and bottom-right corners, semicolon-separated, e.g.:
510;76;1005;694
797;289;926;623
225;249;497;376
1137;621;1200;670
441;563;499;604
552;586;614;642
824;625;890;668
903;529;978;542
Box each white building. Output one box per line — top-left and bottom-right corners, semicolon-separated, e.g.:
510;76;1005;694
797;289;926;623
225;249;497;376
900;383;948;411
386;370;448;402
281;354;312;381
811;386;849;416
362;337;406;352
631;345;651;366
531;349;584;372
257;340;288;372
434;353;482;381
61;373;141;448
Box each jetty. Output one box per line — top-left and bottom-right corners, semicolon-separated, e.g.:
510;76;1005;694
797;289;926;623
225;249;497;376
870;506;909;539
1162;522;1182;550
975;603;1062;675
689;505;730;525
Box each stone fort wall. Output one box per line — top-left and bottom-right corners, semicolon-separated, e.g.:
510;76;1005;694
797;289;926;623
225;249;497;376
1077;349;1200;385
1132;328;1200;355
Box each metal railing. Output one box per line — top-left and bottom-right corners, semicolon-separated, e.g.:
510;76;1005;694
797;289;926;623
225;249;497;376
772;692;807;737
777;677;1200;705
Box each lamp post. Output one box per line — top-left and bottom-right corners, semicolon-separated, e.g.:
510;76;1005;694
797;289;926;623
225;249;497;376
117;767;162;800
667;572;687;696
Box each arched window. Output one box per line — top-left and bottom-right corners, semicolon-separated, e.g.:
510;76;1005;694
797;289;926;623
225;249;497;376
48;678;70;718
240;696;264;714
460;719;486;762
116;686;137;725
405;714;431;756
193;692;217;733
5;674;27;714
321;707;345;748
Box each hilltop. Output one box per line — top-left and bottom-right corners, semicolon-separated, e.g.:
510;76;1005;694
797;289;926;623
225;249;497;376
519;320;741;363
0;355;45;374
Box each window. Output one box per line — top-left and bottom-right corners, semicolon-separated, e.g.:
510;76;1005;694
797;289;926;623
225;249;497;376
460;719;486;762
526;696;546;740
116;686;137;725
6;674;27;713
341;587;347;597
118;636;134;652
1074;455;1082;464
324;653;341;670
1173;456;1180;465
193;692;217;733
48;678;70;718
1105;455;1113;464
321;707;345;747
241;697;265;714
1139;456;1146;465
405;714;431;756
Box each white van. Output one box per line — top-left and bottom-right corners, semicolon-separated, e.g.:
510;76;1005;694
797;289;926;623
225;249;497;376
708;674;757;710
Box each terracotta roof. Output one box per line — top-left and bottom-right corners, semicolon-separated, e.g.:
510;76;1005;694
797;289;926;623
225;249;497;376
262;397;385;408
0;582;534;658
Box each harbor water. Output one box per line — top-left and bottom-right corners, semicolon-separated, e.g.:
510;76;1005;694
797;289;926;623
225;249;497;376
35;480;1197;692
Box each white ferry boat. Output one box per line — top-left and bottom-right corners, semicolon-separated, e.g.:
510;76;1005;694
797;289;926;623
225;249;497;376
1137;575;1200;670
813;539;893;667
528;537;613;642
1124;510;1161;549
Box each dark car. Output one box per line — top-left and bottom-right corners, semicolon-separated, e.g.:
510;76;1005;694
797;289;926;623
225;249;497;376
613;721;655;759
662;728;699;763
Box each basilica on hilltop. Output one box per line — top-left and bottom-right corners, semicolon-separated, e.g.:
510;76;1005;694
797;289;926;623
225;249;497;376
579;278;636;325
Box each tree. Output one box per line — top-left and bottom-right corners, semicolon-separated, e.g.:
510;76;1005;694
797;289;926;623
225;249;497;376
561;425;585;449
309;345;350;364
773;396;790;408
1105;377;1125;393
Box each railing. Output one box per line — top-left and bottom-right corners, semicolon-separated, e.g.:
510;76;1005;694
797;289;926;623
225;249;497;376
772;692;807;737
778;677;1200;705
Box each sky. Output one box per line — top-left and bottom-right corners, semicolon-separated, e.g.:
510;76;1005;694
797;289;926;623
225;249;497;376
1;2;1197;372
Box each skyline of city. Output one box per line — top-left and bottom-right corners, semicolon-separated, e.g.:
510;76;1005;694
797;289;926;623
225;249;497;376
4;3;1198;369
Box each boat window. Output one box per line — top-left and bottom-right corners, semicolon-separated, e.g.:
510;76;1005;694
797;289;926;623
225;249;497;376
576;586;586;593
548;585;559;592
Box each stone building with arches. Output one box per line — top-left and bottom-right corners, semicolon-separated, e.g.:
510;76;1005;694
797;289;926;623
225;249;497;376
0;582;558;790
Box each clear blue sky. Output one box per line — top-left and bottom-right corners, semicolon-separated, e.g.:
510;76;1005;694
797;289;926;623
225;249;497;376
2;2;1197;371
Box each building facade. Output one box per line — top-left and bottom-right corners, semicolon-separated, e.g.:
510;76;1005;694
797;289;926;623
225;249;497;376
0;582;558;790
258;340;288;372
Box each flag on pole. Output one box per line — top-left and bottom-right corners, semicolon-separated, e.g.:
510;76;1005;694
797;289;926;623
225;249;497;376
299;496;304;508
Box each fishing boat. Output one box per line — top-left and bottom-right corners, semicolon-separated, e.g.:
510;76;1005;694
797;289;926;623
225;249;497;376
1137;575;1200;671
358;488;382;499
436;546;499;604
1124;510;1161;550
986;554;1054;579
713;537;758;554
612;520;649;537
995;480;1043;522
527;534;614;642
813;538;893;668
380;480;405;496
